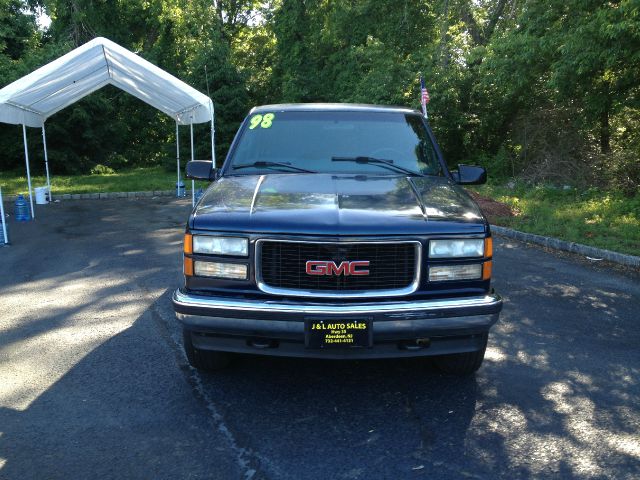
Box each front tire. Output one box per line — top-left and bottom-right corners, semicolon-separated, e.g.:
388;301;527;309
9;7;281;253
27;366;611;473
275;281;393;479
433;334;488;375
183;328;233;371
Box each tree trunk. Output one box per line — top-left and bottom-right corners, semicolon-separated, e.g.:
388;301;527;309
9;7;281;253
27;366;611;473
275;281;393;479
439;0;449;67
600;99;611;154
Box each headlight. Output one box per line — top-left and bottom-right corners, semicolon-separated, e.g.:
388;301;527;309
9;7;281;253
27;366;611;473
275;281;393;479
429;239;484;258
428;264;482;281
194;261;247;280
193;236;248;256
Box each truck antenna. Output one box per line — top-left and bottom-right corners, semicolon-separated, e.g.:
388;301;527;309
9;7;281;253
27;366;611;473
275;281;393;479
204;64;211;98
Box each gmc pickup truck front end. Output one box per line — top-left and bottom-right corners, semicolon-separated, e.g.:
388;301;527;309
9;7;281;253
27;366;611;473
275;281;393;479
173;104;503;375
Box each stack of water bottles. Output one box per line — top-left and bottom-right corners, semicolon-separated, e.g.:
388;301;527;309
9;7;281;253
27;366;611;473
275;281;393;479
176;180;186;197
14;194;31;222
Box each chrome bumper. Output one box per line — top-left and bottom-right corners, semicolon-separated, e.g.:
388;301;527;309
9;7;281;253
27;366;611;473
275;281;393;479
173;290;502;358
173;289;502;317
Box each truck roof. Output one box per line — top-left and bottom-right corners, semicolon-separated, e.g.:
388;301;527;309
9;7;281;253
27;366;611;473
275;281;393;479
250;103;420;115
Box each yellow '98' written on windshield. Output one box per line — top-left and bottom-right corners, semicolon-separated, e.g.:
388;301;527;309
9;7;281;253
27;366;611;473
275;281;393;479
248;113;275;129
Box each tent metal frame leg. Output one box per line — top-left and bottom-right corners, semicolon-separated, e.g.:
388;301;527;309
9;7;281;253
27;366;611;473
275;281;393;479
176;121;181;197
190;122;195;206
0;186;8;245
22;124;35;219
42;124;52;202
209;99;215;167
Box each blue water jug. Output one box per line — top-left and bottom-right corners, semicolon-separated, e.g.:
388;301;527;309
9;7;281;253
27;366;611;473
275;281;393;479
0;220;7;245
14;194;31;221
176;181;185;197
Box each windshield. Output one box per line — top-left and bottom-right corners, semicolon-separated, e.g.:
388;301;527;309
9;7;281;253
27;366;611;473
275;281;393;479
226;110;443;176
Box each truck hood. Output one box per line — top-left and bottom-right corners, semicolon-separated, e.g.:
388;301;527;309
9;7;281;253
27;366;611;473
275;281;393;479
191;173;486;235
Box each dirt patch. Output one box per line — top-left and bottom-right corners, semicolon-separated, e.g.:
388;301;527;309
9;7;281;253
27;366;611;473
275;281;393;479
466;190;516;224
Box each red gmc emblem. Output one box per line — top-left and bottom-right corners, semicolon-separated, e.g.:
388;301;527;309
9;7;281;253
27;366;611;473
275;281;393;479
305;260;370;276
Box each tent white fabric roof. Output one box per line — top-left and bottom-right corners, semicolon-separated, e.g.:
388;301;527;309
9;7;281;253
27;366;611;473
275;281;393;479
0;37;214;222
0;36;213;127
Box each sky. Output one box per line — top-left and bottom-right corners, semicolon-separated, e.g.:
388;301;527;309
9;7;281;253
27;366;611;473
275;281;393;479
36;7;52;30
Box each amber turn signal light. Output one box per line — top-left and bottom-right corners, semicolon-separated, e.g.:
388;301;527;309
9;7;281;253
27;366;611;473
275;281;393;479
184;257;194;276
183;234;194;276
482;261;492;280
484;236;493;258
184;233;193;254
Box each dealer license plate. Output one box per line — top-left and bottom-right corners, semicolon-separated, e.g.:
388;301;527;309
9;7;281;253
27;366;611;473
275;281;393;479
305;318;372;349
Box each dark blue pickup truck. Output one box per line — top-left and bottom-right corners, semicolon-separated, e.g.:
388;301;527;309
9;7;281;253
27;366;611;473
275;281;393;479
172;104;502;375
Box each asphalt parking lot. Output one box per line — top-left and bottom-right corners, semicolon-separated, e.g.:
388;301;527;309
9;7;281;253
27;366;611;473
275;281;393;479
0;197;638;479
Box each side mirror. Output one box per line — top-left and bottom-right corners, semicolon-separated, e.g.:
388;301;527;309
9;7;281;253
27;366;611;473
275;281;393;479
452;164;487;185
186;160;217;181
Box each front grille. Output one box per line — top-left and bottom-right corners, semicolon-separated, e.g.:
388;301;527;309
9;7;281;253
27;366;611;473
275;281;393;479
258;240;419;295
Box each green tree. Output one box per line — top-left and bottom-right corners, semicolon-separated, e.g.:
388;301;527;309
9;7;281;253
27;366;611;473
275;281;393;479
0;0;46;172
1;0;638;190
475;0;640;186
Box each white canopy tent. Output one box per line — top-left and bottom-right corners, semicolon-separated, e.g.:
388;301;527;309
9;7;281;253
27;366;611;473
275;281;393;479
0;36;215;217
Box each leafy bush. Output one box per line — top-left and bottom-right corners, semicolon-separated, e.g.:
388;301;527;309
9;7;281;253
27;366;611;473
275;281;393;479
163;155;179;173
90;164;116;175
473;146;517;182
105;153;128;170
603;150;640;197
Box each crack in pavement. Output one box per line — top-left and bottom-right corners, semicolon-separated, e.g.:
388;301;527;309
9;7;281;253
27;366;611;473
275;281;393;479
145;285;263;480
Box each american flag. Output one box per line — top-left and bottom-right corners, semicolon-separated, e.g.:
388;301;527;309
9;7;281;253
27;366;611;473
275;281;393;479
419;75;430;119
420;76;430;106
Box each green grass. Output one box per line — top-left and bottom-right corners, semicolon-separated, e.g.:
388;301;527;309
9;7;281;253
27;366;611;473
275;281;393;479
475;184;640;257
0;166;206;195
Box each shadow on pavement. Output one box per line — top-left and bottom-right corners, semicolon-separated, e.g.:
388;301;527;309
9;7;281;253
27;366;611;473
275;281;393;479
0;292;243;479
0;199;245;478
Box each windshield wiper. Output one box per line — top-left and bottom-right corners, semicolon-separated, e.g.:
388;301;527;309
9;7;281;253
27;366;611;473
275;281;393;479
331;156;424;177
232;161;316;173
